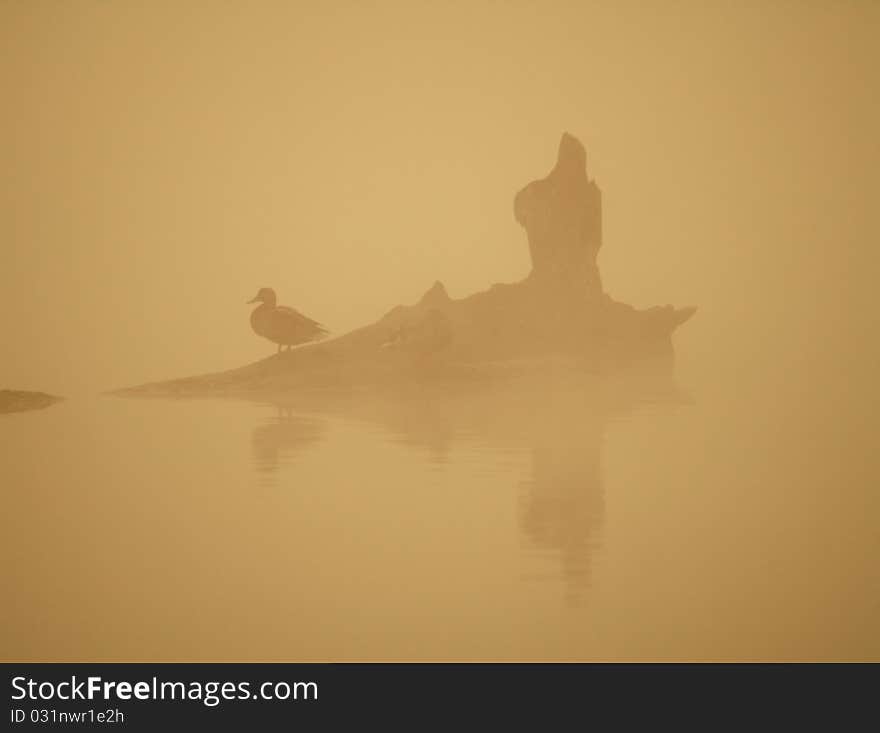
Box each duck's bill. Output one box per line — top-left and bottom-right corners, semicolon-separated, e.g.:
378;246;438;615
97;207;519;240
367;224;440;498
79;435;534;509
246;297;260;303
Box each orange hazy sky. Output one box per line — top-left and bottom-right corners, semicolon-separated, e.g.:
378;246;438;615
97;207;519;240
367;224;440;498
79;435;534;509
2;1;878;395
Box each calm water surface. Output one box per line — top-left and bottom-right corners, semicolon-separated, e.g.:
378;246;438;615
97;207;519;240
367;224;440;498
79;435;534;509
2;376;878;661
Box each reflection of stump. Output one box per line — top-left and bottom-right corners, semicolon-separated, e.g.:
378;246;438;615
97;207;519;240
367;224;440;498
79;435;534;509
514;133;603;294
519;417;604;606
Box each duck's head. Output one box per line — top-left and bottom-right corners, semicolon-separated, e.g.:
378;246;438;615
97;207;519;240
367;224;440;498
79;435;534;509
247;287;277;306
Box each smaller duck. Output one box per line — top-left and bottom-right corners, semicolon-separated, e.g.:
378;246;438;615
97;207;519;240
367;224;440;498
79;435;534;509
247;287;328;353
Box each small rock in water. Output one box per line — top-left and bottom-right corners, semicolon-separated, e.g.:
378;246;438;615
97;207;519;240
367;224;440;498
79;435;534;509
0;390;63;414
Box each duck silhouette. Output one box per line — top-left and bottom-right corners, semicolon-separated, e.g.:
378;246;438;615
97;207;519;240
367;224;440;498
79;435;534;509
247;287;328;353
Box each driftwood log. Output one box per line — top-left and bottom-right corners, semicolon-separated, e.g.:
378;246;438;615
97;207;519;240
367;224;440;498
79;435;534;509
120;133;695;397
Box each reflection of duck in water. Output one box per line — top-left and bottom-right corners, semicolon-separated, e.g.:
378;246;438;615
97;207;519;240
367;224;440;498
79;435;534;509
247;287;328;353
251;407;324;481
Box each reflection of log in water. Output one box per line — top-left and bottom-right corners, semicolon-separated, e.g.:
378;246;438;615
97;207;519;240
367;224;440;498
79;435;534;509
245;370;682;601
251;406;325;483
518;415;604;606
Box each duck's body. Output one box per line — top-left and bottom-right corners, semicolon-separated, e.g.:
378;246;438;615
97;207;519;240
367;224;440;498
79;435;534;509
247;287;328;352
